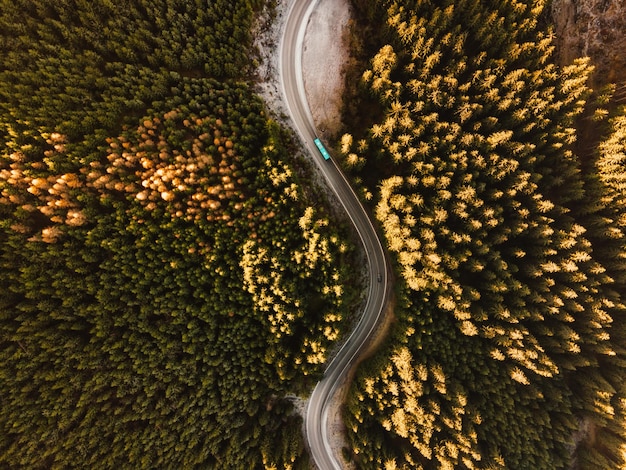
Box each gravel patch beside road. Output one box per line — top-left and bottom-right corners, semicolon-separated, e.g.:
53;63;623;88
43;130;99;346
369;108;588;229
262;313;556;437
302;0;352;138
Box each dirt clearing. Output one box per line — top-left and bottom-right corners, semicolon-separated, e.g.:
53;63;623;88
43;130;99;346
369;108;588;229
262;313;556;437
302;0;353;138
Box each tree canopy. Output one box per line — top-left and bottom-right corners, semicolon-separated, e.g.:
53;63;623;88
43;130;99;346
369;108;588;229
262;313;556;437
0;1;359;468
341;0;626;468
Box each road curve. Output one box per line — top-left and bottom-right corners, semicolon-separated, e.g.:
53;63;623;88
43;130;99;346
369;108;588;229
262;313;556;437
279;1;390;468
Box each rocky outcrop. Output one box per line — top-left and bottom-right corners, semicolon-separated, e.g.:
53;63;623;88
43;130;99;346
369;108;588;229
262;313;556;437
552;0;626;89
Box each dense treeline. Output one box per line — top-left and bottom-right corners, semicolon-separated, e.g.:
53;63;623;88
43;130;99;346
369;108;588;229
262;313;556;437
341;0;626;468
0;0;260;138
0;1;357;468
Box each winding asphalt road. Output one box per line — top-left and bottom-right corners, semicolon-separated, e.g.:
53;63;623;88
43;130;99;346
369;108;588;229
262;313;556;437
279;1;390;468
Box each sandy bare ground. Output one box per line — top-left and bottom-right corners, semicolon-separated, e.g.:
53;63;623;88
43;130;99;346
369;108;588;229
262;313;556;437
302;0;352;138
253;0;351;137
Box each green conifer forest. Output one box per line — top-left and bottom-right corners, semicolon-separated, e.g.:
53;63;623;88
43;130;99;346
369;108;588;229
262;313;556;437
341;0;626;468
0;1;358;468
